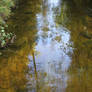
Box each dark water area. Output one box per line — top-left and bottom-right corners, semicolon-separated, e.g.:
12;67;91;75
0;0;92;92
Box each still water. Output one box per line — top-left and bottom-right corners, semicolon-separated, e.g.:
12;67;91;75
0;0;92;92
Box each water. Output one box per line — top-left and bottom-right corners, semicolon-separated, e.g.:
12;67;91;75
0;0;92;92
28;0;72;91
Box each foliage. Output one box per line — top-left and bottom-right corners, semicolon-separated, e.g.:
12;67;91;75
0;0;15;48
0;0;14;24
0;26;13;47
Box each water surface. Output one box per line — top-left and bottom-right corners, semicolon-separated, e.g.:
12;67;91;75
0;0;92;92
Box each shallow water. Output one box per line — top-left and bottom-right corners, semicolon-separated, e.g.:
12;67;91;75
0;0;92;92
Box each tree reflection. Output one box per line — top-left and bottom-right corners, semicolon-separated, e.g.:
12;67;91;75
56;0;92;91
0;0;42;92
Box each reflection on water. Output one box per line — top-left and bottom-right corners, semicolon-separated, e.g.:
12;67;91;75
56;0;92;92
0;0;42;92
1;0;92;92
0;0;73;91
28;0;72;92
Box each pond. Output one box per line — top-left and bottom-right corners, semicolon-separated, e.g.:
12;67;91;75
0;0;92;92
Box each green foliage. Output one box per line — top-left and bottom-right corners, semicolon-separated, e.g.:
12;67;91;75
0;0;15;48
0;26;13;47
0;0;14;24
